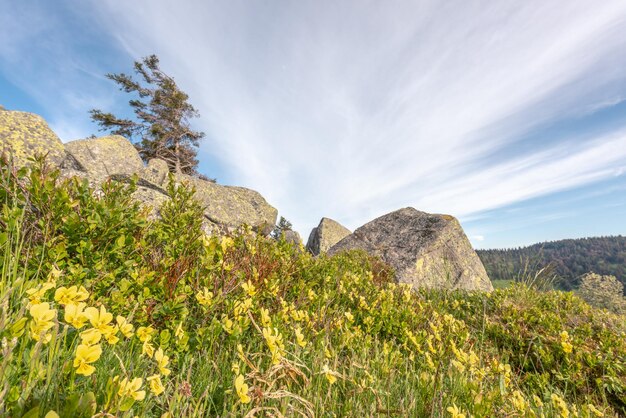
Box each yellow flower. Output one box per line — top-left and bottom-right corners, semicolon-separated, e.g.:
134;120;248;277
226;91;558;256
242;280;257;297
137;326;155;342
322;364;337;385
147;374;165;396
80;328;102;346
260;308;271;327
262;327;285;365
73;343;102;376
222;317;234;334
54;286;89;305
116;316;134;338
234;374;251;404
511;390;527;412
195;287;214;307
560;330;573;354
29;302;56;342
83;306;113;332
142;340;155;358
154;348;171;376
446;404;465;418
101;325;119;345
118;377;146;401
26;283;55;304
532;394;544;407
587;404;604;417
295;327;306;348
64;302;88;329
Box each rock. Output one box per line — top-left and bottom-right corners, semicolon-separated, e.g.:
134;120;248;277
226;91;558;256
282;230;303;247
306;217;351;256
180;175;278;232
328;207;493;292
141;158;170;188
63;135;144;184
0;108;65;169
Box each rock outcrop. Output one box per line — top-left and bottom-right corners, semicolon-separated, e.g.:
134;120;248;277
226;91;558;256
1;108;278;234
0;108;65;168
328;208;493;292
306;217;351;255
282;230;303;247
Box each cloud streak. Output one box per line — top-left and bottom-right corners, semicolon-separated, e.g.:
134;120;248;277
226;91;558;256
4;1;626;242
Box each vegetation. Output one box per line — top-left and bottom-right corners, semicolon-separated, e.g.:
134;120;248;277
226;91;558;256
577;273;626;315
1;157;626;417
90;55;205;175
477;237;626;291
271;216;293;239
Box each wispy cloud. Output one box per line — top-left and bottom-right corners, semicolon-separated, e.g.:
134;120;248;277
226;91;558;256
3;1;626;243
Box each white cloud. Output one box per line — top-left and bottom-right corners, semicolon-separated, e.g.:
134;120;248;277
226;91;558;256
7;1;626;240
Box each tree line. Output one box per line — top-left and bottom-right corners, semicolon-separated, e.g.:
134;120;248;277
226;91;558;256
477;236;626;291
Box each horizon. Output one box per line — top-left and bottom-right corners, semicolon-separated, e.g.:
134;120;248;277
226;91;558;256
1;1;626;249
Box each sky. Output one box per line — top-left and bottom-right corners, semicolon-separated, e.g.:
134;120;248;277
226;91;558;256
1;0;626;249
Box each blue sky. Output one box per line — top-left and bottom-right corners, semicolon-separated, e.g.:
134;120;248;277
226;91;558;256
1;1;626;249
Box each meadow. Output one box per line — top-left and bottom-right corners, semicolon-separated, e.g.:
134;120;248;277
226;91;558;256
1;157;625;417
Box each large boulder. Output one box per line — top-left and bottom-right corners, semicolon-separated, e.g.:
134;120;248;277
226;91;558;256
183;175;278;233
63;135;144;184
0;108;65;169
306;217;351;256
328;207;493;292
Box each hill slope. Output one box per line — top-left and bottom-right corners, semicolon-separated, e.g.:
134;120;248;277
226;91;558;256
1;158;625;417
477;236;626;290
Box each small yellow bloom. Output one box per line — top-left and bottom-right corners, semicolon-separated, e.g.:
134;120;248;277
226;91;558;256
242;280;257;297
322;364;337;385
142;340;155;358
154;348;171;376
446;404;465;418
118;377;146;401
29;302;56;342
64;302;88;329
587;404;604;417
195;287;214;307
54;286;89;305
73;343;102;376
80;328;102;346
101;325;119;345
116;316;134;338
147;374;165;396
260;308;271;327
26;283;55;304
295;327;306;348
234;374;251;404
83;305;113;332
137;326;155;342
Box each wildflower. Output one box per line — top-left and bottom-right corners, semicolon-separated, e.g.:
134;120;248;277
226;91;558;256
344;311;354;323
118;377;146;401
447;404;465;418
147;374;165;396
511;390;527;412
29;302;56;343
222;317;234;334
234;374;251;404
54;286;89;306
322;364;337;384
587;404;604;417
262;327;285;365
242;280;257;297
560;331;573;354
83;306;113;332
80;328;102;346
116;316;134;338
142;340;155;358
551;394;569;418
26;283;55;304
73;343;102;376
532;395;544;407
101;325;119;345
64;302;88;329
260;308;271;327
196;287;214;307
175;322;185;340
154;348;171;376
295;327;306;348
137;326;155;342
231;362;240;374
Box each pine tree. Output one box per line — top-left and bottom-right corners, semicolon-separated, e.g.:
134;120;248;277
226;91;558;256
90;55;205;175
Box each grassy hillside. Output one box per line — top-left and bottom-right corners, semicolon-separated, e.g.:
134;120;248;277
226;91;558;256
1;158;626;417
477;237;626;291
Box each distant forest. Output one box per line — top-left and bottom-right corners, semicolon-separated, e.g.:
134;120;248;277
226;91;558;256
477;236;626;291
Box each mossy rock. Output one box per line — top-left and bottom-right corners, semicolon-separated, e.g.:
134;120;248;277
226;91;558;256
328;207;493;292
306;217;351;255
0;108;65;168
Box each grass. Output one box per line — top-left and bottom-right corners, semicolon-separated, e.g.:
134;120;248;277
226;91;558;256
1;157;625;417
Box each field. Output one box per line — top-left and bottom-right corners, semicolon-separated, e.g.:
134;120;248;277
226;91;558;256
1;158;625;417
